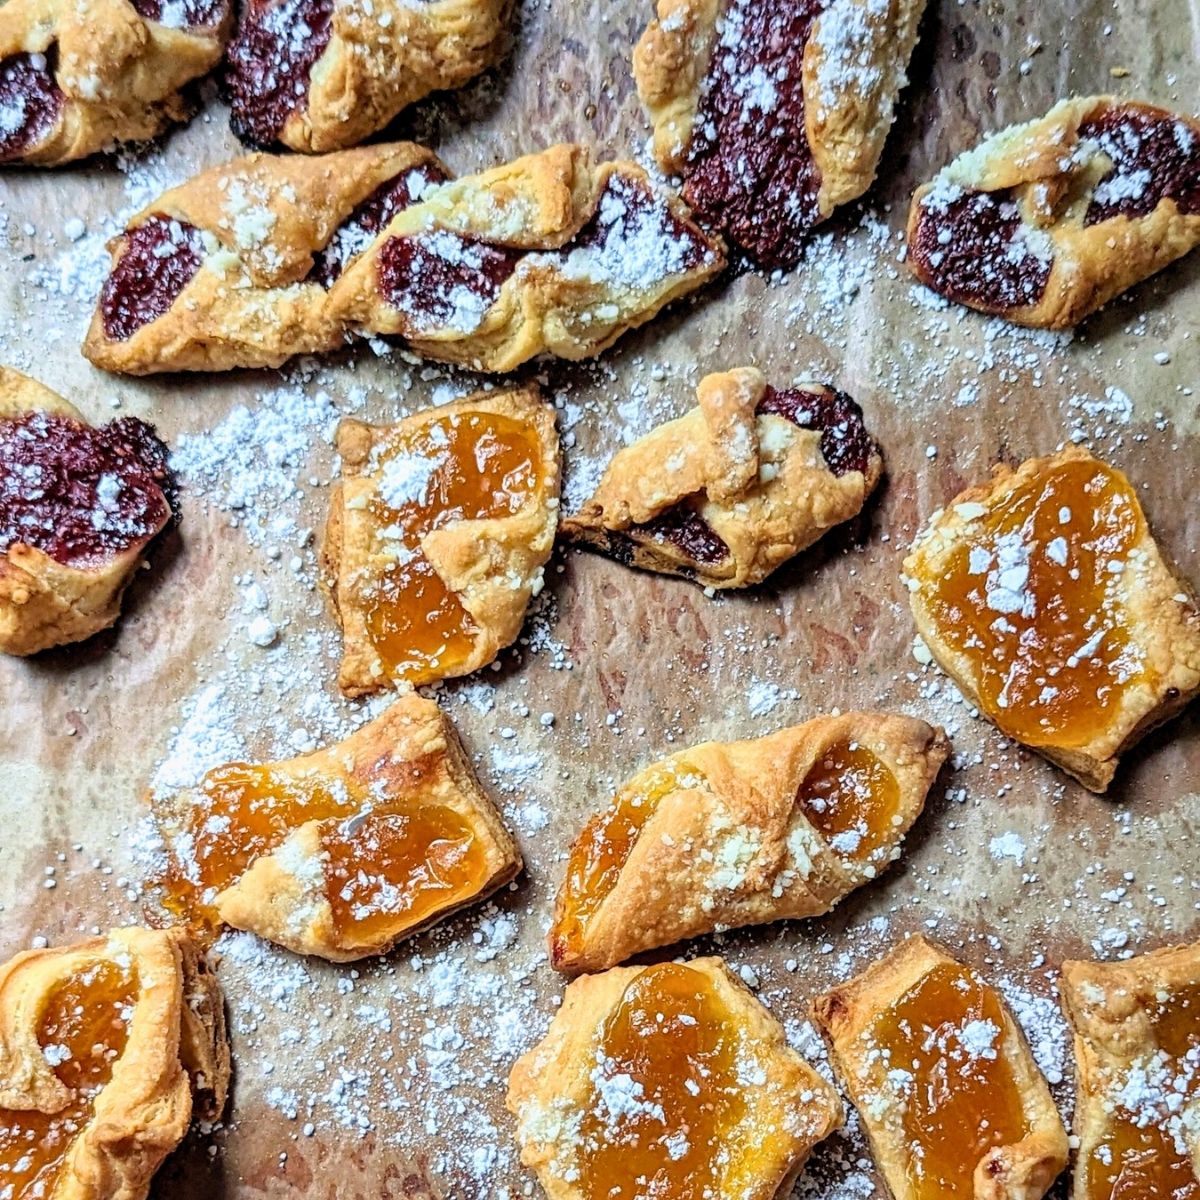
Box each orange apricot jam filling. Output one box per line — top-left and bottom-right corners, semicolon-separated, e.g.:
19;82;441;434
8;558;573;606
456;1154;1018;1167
362;411;543;685
551;760;704;962
1084;979;1200;1200
866;961;1030;1199
578;963;747;1199
0;960;136;1200
161;761;486;943
924;457;1149;749
796;739;900;867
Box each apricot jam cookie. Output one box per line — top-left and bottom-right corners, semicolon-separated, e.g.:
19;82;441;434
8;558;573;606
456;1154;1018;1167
83;142;449;374
549;712;948;975
0;927;229;1200
812;935;1068;1200
1060;943;1200;1200
561;367;882;588
321;385;559;696
226;0;509;153
507;957;842;1200
152;693;521;962
904;446;1200;792
633;0;925;265
907;96;1200;328
0;0;231;165
0;367;172;657
326;143;725;372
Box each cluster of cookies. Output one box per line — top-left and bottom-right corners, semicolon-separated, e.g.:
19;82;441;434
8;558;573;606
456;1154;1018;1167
2;0;1200;1198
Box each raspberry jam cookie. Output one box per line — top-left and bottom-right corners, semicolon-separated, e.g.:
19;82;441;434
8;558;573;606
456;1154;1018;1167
813;935;1068;1200
1060;943;1200;1200
322;385;559;696
326;143;725;372
226;0;509;153
549;712;948;975
904;446;1200;791
907;96;1200;328
152;694;521;961
83;142;449;374
633;0;926;265
0;0;231;165
0;367;172;656
508;957;843;1200
562;367;883;588
0;927;229;1200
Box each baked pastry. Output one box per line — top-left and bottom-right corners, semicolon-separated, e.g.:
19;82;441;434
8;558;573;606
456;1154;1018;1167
326;142;725;372
152;693;521;962
321;385;560;696
633;0;925;265
226;0;509;153
562;367;883;588
549;711;948;975
83;141;450;374
0;0;232;166
1060;943;1200;1200
508;956;842;1200
812;935;1068;1200
904;445;1200;792
0;926;229;1200
0;366;173;656
907;96;1200;328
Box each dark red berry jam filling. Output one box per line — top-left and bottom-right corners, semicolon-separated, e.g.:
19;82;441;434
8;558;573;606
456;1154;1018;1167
130;0;229;25
226;0;335;146
632;504;731;565
1081;105;1200;226
311;162;451;289
0;53;63;163
682;0;827;267
0;412;171;568
756;385;875;477
909;186;1052;311
100;215;206;342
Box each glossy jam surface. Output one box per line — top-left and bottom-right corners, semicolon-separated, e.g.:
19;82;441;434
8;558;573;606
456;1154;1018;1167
0;411;170;567
796;740;900;865
0;960;136;1200
360;412;542;685
867;961;1030;1199
578;964;747;1199
923;457;1148;749
131;0;228;24
226;0;334;145
0;53;63;163
1084;980;1200;1200
757;385;876;477
910;186;1053;311
101;215;205;341
682;0;827;265
630;503;730;566
1082;106;1200;225
552;761;702;964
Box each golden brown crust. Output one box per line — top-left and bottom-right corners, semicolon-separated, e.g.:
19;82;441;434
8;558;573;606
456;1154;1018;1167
561;367;884;588
903;445;1200;792
507;956;843;1200
0;367;171;656
326;143;725;372
906;96;1200;328
83;142;448;374
812;935;1068;1200
320;384;560;697
0;926;229;1200
0;0;231;165
549;711;949;975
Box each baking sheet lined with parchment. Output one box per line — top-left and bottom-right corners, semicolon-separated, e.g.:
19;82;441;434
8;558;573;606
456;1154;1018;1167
1;0;1198;1196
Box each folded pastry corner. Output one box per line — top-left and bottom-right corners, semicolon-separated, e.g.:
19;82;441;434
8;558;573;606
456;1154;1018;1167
812;934;1068;1200
507;956;842;1200
904;444;1200;791
549;711;948;975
